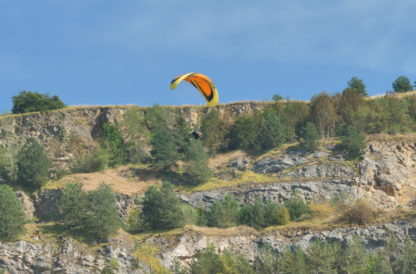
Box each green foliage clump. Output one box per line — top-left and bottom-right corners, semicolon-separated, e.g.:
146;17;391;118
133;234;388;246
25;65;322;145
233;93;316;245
378;95;413;134
142;182;184;230
299;122;320;152
100;122;127;166
228;114;258;152
347;76;368;96
0;185;27;241
122;108;149;163
189;245;255;274
278;101;310;141
276;236;416;274
392;76;413;93
255;108;286;154
201;110;228;155
336;125;366;160
208;194;240;228
16;138;50;191
310;92;337;137
255;245;279;274
150;127;180;169
74;148;110;173
336;88;365;128
183;140;213;185
12;91;66;114
284;195;312;221
59;182;121;241
239;198;289;229
228;108;286;155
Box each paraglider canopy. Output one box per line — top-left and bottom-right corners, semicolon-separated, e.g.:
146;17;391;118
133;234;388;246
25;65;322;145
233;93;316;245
170;73;219;107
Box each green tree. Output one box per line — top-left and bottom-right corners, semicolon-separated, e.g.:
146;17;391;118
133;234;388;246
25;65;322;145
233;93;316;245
310;92;337;137
300;122;320;152
183;140;213;185
406;95;416;121
228;114;258;152
239;198;266;229
208;195;240;228
0;185;27;241
122;107;149;163
100;123;127;166
150;127;180;169
172;115;192;157
392;76;413;92
142;182;184;230
12;91;66;114
277;247;307;274
279;101;310;141
59;182;121;241
201;110;227;155
305;240;337;274
347;77;368;96
74;148;110;173
345;237;370;274
16;138;50;191
145;104;168;131
336;88;365;127
255;245;278;274
285;195;312;221
336;126;366;160
377;95;413;134
190;245;254;274
255;109;286;154
239;199;288;229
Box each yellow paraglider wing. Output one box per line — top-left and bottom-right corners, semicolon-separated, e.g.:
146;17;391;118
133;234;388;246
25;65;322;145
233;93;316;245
170;73;219;106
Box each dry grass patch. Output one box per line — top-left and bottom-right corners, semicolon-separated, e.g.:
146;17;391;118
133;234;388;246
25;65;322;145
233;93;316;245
183;225;258;237
366;133;416;142
183;170;274;193
208;150;249;169
45;164;158;195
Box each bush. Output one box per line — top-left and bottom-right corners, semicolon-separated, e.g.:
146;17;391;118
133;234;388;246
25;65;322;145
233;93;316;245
190;245;255;274
228;114;258;152
16;138;50;191
59;182;121;241
392;76;413;93
183;140;213;185
122;107;150;164
74;148;110;173
125;208;148;233
141;182;185;230
150;127;180;169
201;110;228;155
255;108;286;154
336;126;366;160
339;199;375;225
299;122;320;152
347;77;368;97
208;195;240;228
12;91;66;114
239;198;289;229
285;195;312;221
100;123;127;166
0;185;27;241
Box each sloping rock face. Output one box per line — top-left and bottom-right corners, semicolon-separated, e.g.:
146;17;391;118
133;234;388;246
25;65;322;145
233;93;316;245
0;238;143;274
0;102;266;172
149;219;416;268
358;141;416;207
182;140;416;209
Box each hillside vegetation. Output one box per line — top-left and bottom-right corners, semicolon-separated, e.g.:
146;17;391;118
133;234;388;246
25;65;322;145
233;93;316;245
1;90;416;273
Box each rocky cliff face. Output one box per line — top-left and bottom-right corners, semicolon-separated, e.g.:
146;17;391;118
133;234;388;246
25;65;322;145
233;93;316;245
1;104;416;273
0;102;265;171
